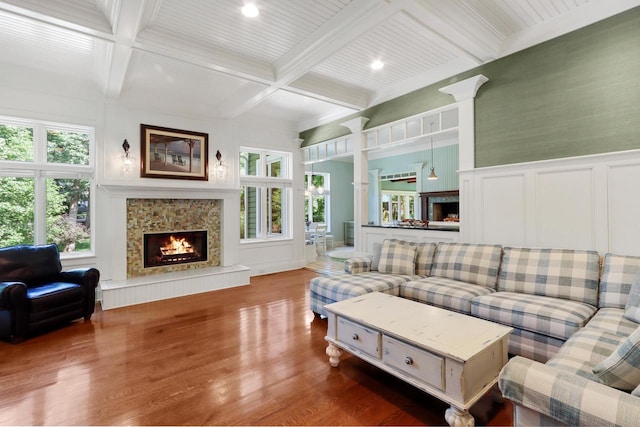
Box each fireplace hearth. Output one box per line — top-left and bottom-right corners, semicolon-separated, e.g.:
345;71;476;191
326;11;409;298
144;230;208;268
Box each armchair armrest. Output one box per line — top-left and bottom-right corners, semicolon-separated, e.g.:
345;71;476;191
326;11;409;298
499;356;640;426
57;268;100;318
58;268;100;288
0;281;27;309
344;257;371;274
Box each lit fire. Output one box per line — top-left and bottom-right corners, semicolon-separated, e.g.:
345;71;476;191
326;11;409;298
160;235;194;256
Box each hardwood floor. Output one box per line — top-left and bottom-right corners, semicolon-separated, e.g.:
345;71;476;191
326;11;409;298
0;269;512;426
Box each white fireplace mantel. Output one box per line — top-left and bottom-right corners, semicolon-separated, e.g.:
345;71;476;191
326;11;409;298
98;181;247;309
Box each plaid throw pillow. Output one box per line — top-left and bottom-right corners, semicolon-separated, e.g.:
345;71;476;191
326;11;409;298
624;269;640;323
378;240;417;275
593;327;640;390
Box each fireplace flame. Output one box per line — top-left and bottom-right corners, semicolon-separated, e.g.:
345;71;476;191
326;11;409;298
160;235;194;255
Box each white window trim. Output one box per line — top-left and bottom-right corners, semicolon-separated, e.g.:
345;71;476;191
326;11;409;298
0;116;96;258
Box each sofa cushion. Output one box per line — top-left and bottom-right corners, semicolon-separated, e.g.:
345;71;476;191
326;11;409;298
400;277;495;314
508;328;565;363
431;243;502;288
370;242;382;271
471;292;597;341
0;244;62;287
624;269;640;322
547;328;624;381
378;240;417;275
384;239;436;276
593;327;640;391
586;308;639;337
599;253;640;309
498;247;600;305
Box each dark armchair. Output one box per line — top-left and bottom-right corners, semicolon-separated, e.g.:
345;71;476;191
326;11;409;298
0;244;100;343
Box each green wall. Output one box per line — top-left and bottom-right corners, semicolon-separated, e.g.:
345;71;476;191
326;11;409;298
299;7;640;168
309;160;354;243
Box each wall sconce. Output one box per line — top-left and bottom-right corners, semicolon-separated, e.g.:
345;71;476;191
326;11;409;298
121;139;134;173
215;150;226;178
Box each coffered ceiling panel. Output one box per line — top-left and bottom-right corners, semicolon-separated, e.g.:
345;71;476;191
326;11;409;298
0;0;637;131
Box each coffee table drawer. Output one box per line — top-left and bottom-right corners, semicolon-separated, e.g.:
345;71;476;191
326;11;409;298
337;317;381;358
382;335;444;390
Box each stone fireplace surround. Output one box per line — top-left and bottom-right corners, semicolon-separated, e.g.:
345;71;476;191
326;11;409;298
98;184;249;310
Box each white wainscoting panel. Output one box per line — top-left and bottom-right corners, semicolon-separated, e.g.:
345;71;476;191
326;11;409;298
459;149;640;256
480;174;526;246
608;162;640;255
535;167;595;249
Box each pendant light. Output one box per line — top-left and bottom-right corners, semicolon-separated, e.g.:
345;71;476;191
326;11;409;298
428;122;438;180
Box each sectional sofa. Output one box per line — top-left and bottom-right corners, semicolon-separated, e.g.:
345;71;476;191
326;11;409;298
309;239;640;426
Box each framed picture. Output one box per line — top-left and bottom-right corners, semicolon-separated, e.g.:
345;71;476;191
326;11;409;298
140;124;209;180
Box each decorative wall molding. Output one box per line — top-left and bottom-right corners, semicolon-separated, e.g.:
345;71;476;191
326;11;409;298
460;149;640;256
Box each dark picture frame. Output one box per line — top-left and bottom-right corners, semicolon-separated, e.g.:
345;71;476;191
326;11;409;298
140;124;209;180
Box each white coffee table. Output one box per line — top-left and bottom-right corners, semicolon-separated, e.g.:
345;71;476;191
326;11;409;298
324;292;512;427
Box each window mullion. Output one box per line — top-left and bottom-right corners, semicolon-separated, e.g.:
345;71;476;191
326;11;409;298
33;170;47;244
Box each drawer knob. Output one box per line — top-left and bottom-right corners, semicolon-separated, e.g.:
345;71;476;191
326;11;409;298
404;356;414;366
352;333;359;341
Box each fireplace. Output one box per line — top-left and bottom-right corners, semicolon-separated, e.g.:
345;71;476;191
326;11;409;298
144;230;208;268
419;190;460;222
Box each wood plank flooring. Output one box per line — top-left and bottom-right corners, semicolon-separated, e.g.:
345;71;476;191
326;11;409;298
0;269;512;426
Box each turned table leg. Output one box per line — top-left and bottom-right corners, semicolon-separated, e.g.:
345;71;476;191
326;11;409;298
444;406;474;427
326;343;342;367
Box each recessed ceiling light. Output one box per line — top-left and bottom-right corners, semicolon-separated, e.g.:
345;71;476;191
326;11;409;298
371;60;384;70
242;3;259;18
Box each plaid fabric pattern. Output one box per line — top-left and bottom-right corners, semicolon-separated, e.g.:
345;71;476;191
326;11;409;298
547;328;623;381
378;240;418;275
587;308;638;337
309;272;419;316
344;257;371;274
386;239;436;276
400;277;495;314
599;253;640;309
507;327;565;362
498;247;600;305
624;269;640;322
499;356;640;427
471;292;597;341
593;327;640;390
431;243;502;288
514;405;567;427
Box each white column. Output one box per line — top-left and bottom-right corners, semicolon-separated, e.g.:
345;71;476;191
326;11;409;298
439;75;488;242
341;117;369;252
413;162;425;219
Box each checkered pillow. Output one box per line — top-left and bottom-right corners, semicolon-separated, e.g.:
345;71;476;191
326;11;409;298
431;243;502;288
386;239;436;276
498;247;600;305
593;326;640;390
600;254;640;309
624;269;640;323
378;240;417;275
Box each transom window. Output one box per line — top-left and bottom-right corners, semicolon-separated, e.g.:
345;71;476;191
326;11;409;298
0;116;94;256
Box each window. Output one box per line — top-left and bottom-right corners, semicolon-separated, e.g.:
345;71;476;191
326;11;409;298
381;191;415;224
304;172;330;230
240;148;291;241
0;116;94;255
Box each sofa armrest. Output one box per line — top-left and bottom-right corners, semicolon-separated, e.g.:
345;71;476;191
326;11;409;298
0;281;27;309
499;356;640;426
345;257;371;274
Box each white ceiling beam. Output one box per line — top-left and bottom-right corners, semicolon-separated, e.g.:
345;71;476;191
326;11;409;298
217;0;395;119
405;0;498;63
102;0;150;99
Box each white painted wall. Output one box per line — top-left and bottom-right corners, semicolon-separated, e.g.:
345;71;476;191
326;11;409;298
0;69;304;285
460;150;640;256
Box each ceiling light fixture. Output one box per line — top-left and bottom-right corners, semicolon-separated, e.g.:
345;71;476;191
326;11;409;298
371;60;384;70
241;3;259;18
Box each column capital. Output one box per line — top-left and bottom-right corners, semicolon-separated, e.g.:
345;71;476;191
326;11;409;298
439;74;489;102
340;117;370;133
293;137;304;146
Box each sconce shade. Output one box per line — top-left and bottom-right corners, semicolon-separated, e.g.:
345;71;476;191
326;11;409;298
215;150;226;178
121;139;134;173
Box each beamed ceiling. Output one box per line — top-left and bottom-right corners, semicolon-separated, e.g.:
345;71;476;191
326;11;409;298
0;0;638;131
